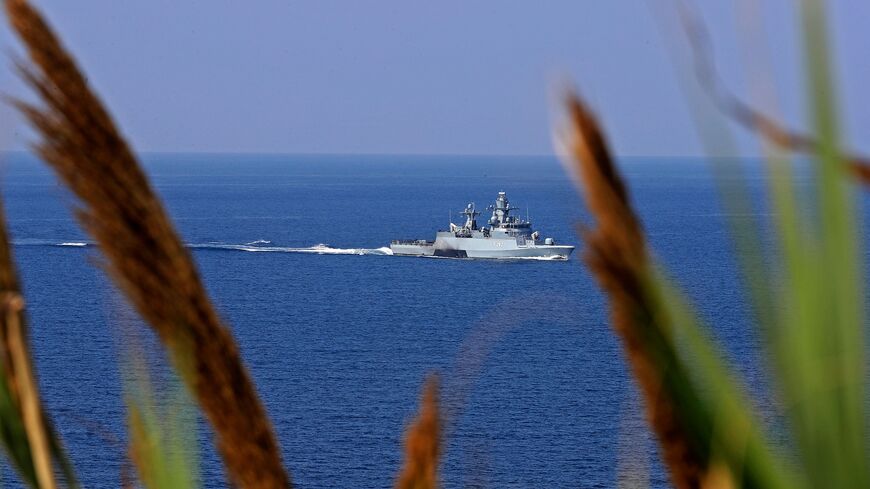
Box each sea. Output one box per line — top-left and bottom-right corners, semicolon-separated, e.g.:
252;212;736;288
1;152;783;488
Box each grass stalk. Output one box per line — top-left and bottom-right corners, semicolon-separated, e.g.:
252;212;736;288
559;92;797;489
676;0;870;185
3;0;290;486
0;187;76;487
560;93;705;487
4;293;55;489
124;350;199;489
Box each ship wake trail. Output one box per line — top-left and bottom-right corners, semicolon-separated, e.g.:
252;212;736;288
12;239;394;255
13;240;566;260
12;239;393;255
187;243;395;256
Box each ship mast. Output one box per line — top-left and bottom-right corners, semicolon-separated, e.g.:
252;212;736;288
461;203;480;230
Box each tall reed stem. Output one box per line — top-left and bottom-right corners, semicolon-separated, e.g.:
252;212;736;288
5;1;291;486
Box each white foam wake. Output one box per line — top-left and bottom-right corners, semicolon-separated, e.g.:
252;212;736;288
14;240;570;261
13;239;393;256
509;255;568;261
187;242;394;256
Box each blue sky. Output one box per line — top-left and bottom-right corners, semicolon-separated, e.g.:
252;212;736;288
1;1;868;156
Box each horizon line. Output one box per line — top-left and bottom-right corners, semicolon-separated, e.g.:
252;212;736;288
0;149;752;160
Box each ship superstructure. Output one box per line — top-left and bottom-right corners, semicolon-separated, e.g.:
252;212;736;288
390;191;574;259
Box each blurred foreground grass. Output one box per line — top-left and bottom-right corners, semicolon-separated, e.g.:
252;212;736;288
559;2;868;488
0;0;867;488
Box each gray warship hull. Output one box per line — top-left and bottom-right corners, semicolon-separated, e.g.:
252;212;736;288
390;192;574;260
390;240;436;256
390;236;572;260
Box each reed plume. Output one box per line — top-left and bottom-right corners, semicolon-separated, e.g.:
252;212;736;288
395;375;440;489
561;91;800;489
561;93;707;488
4;0;290;486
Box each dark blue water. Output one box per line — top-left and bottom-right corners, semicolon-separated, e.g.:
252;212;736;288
1;153;774;488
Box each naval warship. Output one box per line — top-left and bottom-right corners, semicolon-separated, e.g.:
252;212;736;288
390;191;574;259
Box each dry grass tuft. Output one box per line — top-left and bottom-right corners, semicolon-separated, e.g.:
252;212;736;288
395;375;441;489
4;0;290;486
561;93;706;488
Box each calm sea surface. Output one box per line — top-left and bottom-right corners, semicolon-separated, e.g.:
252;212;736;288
1;153;782;487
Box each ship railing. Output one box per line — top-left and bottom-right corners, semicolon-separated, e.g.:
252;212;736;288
391;239;434;245
497;222;531;229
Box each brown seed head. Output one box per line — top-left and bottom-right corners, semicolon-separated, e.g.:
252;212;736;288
561;92;706;488
4;0;290;486
396;375;441;489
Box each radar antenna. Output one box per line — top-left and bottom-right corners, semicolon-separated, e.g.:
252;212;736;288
461;202;480;230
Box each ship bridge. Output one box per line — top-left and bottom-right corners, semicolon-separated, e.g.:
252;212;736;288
488;191;531;233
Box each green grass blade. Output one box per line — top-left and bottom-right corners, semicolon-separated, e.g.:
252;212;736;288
646;271;805;489
124;358;199;489
0;376;37;487
772;3;870;488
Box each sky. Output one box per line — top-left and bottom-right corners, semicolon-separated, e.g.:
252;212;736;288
1;0;869;157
